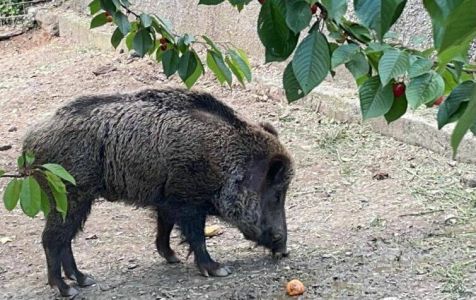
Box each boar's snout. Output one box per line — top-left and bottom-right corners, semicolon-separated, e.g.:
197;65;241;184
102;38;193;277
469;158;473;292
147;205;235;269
258;228;288;258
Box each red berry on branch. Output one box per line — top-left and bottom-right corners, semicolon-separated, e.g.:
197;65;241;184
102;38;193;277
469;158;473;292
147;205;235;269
310;3;318;15
160;44;168;51
392;82;406;97
159;37;168;45
433;96;445;106
258;0;265;4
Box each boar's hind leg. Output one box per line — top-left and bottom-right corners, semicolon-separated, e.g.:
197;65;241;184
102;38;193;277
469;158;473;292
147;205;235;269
179;210;231;277
42;192;94;297
156;211;180;263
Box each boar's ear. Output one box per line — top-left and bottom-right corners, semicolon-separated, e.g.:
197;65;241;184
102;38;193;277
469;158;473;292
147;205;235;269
266;155;290;186
259;122;278;137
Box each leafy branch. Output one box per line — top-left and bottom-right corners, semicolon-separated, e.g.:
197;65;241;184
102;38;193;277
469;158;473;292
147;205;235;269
1;152;75;220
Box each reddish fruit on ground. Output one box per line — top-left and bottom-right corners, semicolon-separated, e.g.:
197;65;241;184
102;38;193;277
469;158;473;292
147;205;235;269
433;96;445;106
159;37;168;45
286;279;305;296
392;82;406;97
258;0;265;4
160;44;167;51
310;3;318;14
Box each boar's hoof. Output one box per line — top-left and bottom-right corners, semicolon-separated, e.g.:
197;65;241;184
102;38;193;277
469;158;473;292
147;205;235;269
59;286;80;298
78;275;96;287
199;264;231;277
165;254;181;264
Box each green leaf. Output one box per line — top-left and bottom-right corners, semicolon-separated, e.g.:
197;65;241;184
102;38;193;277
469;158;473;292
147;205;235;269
90;12;108;29
42;164;76;185
3;179;22;211
321;0;347;22
331;44;360;69
438;0;476;65
99;0;117;12
207;51;232;86
151;15;175;43
114;11;130;34
199;0;225;4
292;31;330;94
385;96;408;123
359;76;394;120
353;0;407;41
341;21;372;43
225;56;245;86
125;31;136;50
258;0;299;62
451;84;476;157
285;0;312;34
437;81;476;129
345;52;370;79
162;49;180;77
229;49;252;82
202;35;222;57
441;67;460;95
111;27;124;49
17;155;25;169
408;58;433;78
133;29;153;57
283;62;306;103
378;48;409;86
177;34;195;53
178;50;203;89
88;0;101;15
139;13;152;27
44;171;66;193
406;71;445;109
40;188;50;217
50;187;68;219
45;171;68;219
24;151;35;166
0;169;4;177
19;176;41;218
229;0;252;11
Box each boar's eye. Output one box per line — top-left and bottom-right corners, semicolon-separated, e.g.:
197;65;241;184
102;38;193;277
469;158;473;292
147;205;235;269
267;159;285;185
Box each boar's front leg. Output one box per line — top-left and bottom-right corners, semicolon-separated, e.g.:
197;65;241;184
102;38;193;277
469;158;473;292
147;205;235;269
178;208;231;277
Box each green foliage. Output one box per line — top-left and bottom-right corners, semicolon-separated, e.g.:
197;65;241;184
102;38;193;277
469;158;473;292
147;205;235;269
83;0;476;155
1;153;75;220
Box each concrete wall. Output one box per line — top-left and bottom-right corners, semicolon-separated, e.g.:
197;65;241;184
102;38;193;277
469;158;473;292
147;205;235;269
67;0;475;61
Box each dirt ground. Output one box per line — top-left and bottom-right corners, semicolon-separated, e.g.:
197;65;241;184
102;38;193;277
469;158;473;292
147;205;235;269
1;29;476;300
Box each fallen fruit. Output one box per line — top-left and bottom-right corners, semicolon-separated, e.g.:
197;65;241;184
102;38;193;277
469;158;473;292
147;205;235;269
392;82;405;97
433;96;445;106
310;3;318;14
286;279;305;296
204;225;223;238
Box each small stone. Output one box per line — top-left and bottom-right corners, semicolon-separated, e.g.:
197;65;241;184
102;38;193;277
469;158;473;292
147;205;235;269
85;234;98;240
345;251;353;257
0;144;12;151
373;172;389;180
461;174;476;188
93;65;117;76
444;215;458;226
448;161;457;167
127;263;138;270
7;126;17;132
